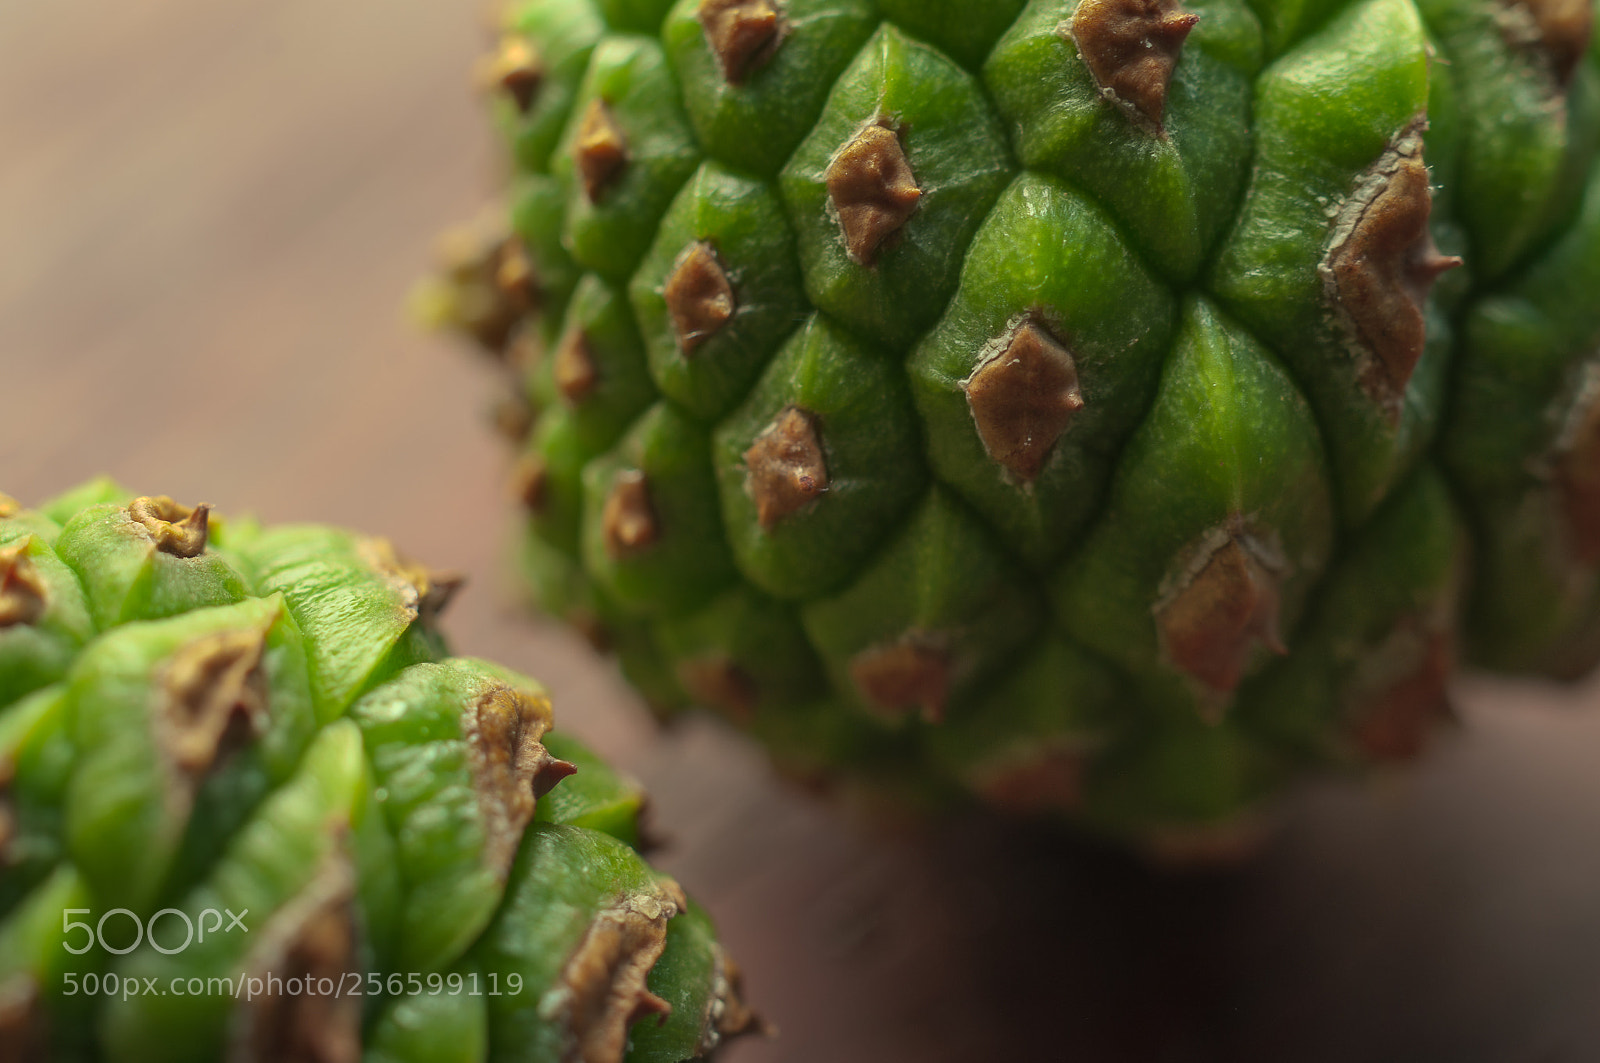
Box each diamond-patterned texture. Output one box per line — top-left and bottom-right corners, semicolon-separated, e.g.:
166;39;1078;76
445;0;1600;842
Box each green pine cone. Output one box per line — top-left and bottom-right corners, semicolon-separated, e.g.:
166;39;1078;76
431;0;1600;845
0;483;756;1062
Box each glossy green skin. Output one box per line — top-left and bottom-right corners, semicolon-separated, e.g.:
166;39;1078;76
63;595;319;915
714;314;927;598
471;824;661;1063
631;164;807;419
485;0;1600;840
0;487;734;1063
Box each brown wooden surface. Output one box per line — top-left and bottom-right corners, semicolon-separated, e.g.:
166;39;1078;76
5;4;1600;1060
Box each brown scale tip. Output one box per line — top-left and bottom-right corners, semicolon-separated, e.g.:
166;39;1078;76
676;656;761;722
825;121;922;267
743;406;828;529
629;990;675;1025
359;537;464;624
1321;117;1461;411
493;393;536;444
0;542;46;628
158;627;271;779
0;756;16;866
1349;625;1454;761
1503;0;1594;87
703;947;770;1052
0;977;47;1061
570;609;613;653
970;743;1089;816
536;757;580;797
128;496;210;558
699;0;788;84
511;454;552;515
494;238;539;314
482;35;544;112
466;684;567;875
1556;376;1600;562
554;878;687;1062
849;638;950;724
603;470;660;560
1064;0;1200;129
505;323;544;376
234;856;362;1063
665;242;737;355
423;226;534;355
1155;521;1287;697
0;797;14;868
964;317;1086;483
576;98;630;204
554;330;601;406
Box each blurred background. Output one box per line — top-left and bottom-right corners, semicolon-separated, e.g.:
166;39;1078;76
5;2;1600;1059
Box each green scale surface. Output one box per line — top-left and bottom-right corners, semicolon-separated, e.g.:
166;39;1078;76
0;482;748;1062
469;0;1600;842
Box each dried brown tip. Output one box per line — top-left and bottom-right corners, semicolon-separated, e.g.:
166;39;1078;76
512;454;552;515
825;121;922;267
505;323;545;376
602;470;660;560
552;878;687;1063
1348;624;1454;761
969;742;1090;816
1553;365;1600;562
1502;0;1594;87
0;542;46;628
554;330;601;406
743;406;829;529
699;0;788;84
359;537;464;624
676;656;760;721
964;317;1086;483
1155;520;1287;697
0;796;14;869
537;757;581;797
1064;0;1200;129
665;242;737;355
571;610;613;653
495;239;540;315
849;638;950;723
631;990;675;1026
0;976;47;1061
576;98;630;204
1322;117;1461;411
425;226;536;355
493;393;536;444
159;627;271;779
128;496;210;558
466;684;568;874
234;854;362;1063
700;947;769;1054
481;35;544;112
0;753;16;867
0;493;19;519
